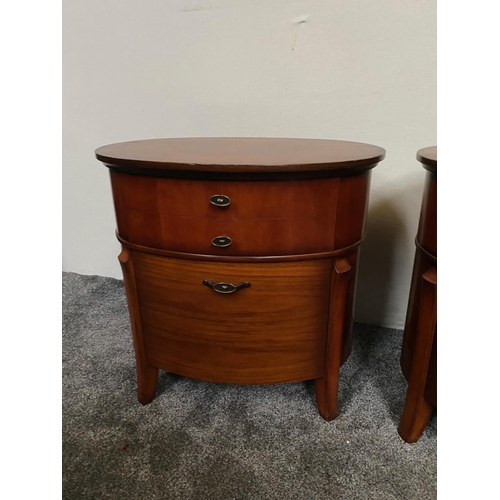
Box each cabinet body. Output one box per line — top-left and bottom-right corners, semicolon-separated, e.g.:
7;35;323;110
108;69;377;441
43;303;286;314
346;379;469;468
399;147;437;442
97;138;385;420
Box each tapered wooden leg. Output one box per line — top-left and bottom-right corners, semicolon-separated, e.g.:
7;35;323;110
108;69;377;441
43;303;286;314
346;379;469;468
119;247;158;405
315;257;351;420
135;359;159;405
398;267;437;443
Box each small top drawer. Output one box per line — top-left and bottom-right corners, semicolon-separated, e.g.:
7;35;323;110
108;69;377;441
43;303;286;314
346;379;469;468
111;172;339;219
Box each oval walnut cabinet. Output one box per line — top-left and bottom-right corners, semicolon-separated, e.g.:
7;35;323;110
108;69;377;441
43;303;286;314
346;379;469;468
398;146;437;442
96;138;385;420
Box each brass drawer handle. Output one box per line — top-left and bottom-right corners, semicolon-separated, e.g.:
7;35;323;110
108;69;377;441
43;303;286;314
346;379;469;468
203;280;251;294
210;195;231;207
212;235;232;248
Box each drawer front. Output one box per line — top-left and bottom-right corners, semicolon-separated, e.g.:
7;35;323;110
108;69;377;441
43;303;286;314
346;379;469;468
111;172;339;255
125;211;336;255
132;252;332;384
112;172;340;219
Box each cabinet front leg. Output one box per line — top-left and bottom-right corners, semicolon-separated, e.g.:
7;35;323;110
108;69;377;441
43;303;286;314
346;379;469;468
398;267;437;442
119;247;158;405
315;257;351;421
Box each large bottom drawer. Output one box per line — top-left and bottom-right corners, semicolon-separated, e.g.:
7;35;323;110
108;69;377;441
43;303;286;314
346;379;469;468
132;251;332;384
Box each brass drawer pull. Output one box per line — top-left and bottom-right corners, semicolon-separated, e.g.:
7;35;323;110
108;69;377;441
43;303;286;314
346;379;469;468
210;195;231;207
212;235;232;247
203;280;251;294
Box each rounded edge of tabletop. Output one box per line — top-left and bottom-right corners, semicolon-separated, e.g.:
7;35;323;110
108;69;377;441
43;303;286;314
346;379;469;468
94;138;386;176
416;146;437;173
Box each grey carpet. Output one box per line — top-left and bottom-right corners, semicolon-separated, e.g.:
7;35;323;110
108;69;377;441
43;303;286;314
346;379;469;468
63;272;436;500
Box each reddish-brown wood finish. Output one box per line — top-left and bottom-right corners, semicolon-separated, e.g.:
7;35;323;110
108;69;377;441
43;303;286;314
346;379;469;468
416;170;437;257
399;268;437;442
133;253;331;384
399;146;437;443
315;257;352;420
416;146;437;172
110;172;341;255
118;248;158;404
340;247;362;364
110;172;341;218
97;137;385;420
334;173;372;249
125;211;338;256
96;137;385;175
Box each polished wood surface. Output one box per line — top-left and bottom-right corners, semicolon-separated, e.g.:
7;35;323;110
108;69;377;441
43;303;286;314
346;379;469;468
416;170;437;256
118;248;158;404
334;172;372;248
399;268;437;442
315;257;352;420
97;137;385;175
399;146;437;443
97;137;385;420
111;173;340;218
416;146;437;172
133;253;331;384
110;171;340;255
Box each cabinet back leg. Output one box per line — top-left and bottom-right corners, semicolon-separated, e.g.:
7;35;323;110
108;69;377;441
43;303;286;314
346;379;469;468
119;246;159;405
315;257;351;420
398;267;437;442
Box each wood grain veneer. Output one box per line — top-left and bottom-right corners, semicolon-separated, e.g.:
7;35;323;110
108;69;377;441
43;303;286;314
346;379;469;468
97;137;385;420
399;146;437;443
134;253;331;384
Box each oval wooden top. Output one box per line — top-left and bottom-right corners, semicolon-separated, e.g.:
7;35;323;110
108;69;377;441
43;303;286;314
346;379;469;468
95;138;385;178
416;146;437;173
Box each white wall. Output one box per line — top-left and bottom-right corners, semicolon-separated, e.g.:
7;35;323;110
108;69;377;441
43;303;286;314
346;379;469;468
63;0;436;329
